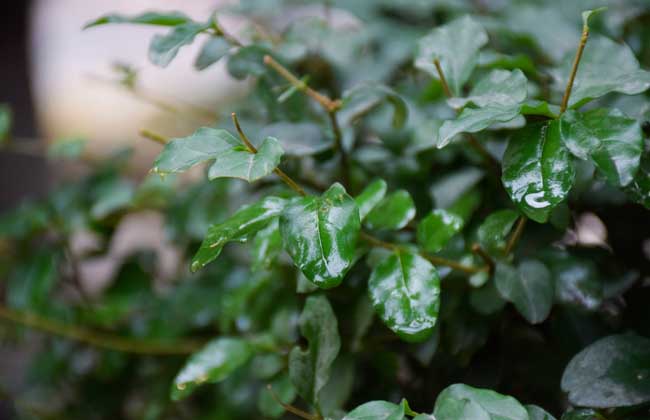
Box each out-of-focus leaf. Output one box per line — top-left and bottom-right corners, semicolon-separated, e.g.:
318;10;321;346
368;250;440;342
366;190;415;230
448;69;528;109
149;22;209;67
477;209;519;254
48;138;87;159
8;252;57;311
171;337;253;400
280;183;360;288
192;196;286;271
227;45;272;79
195;36;231;70
495;260;553;324
258;373;296;418
561;333;650;408
433;384;528;420
526;405;557;420
289;295;340;406
84;11;193;28
415;16;488;96
342;83;408;128
502;121;575;223
0;104;12;145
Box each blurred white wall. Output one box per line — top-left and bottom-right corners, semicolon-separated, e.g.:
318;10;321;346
30;0;247;170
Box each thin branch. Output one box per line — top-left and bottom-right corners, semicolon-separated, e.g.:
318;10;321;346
471;243;495;274
433;59;453;98
263;55;340;112
266;385;319;420
0;304;204;355
504;217;527;255
140;129;169;145
231;112;258;152
560;23;590;113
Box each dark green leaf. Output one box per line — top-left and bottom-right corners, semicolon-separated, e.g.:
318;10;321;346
84;11;193;29
280;183;360;288
368;250;440;342
171;337;253;400
355;179;387;220
207;137;284;182
477;209;519;254
560;409;600;420
416;209;464;253
415;16;488;96
559;108;642;186
0;104;12;145
431;167;484;209
195;36;231;70
552;35;650;108
192;196;286;271
342;83;408;128
343;401;405;420
526;405;557;420
561;333;650;408
625;152;650;208
289;295;340;406
448;69;527;109
502;121;575;223
8;252;57;311
495;260;553;324
438;105;522;148
434;384;528;420
149;22;209;67
366;190;415;230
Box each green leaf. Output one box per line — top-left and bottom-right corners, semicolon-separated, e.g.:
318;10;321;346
477;209;519;254
343;401;405;420
0;103;12;145
416;209;464;253
526;405;557;420
366;190;415;230
415;16;488;96
433;384;529;420
192;196;286;271
368;250;441;342
153;127;283;182
502;121;575;223
495;260;553;324
549;254;602;311
207;137;284;182
149;22;209;67
227;45;271;80
289;295;341;406
195;37;231;70
552;35;650;108
561;333;650;408
520;100;560;119
355;179;387;220
8;252;57;311
437;105;522;149
90;179;135;219
280;183;360;288
559;108;642;186
251;219;283;271
625;152;650;208
171;337;253;400
258;373;296;418
448;69;528;109
261;121;333;156
84;11;193;29
342;83;408;128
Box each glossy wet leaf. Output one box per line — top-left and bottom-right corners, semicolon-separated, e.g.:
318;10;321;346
559;108;642;186
416;209;464;253
438;105;522;149
495;260;553;324
433;384;529;420
366;190;415;230
448;69;528;109
368;250;440;342
84;11;193;28
342;83;408;128
149;22;209;67
251;219;283;271
207;137;284;182
502;121;575;223
343;401;405;420
171;337;253;400
415;16;488;96
227;45;271;79
280;183;360;288
552;35;650;108
526;405;557;420
195;36;231;70
0;104;11;144
561;333;650;408
289;295;340;406
477;209;519;254
192;196;286;271
355;179;387;220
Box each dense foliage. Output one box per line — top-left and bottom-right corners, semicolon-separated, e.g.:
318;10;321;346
2;1;650;419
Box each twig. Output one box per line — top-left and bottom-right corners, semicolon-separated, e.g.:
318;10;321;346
266;385;319;420
433;59;453;98
471;243;495;274
0;304;204;355
504;217;527;255
560;22;590;113
140;129;169;145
